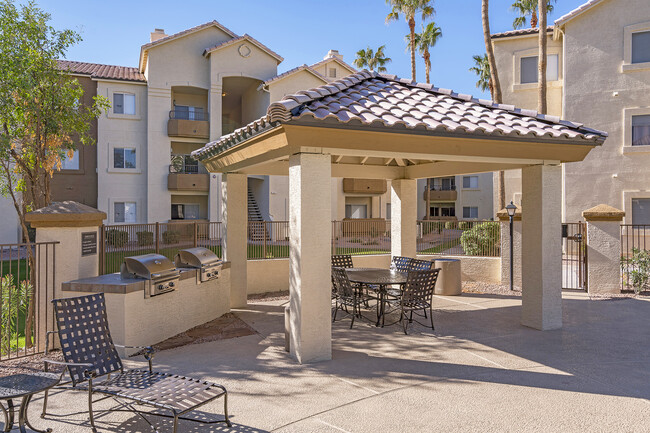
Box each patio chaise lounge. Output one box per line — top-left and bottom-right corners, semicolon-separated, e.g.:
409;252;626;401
42;293;231;433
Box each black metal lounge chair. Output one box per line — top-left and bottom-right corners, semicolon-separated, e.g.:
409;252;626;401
331;267;373;328
392;256;411;272
331;254;354;269
399;269;441;334
42;293;231;433
407;258;434;271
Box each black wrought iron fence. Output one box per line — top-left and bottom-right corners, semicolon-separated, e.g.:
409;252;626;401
621;224;650;293
0;242;57;360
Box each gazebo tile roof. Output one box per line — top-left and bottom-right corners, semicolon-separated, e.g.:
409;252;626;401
193;70;608;161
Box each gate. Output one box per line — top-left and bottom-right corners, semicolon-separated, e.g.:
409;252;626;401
562;222;587;290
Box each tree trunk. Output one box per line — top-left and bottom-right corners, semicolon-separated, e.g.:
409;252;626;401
481;0;502;104
426;178;431;219
538;0;548;114
424;50;431;84
409;16;416;81
498;170;506;210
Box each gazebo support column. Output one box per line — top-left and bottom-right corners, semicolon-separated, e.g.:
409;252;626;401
222;173;248;308
289;153;332;363
521;164;562;330
391;179;417;258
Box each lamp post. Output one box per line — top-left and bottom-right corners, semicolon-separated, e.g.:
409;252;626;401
506;201;517;291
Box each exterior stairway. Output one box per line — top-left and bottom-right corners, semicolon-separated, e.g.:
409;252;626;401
248;187;270;241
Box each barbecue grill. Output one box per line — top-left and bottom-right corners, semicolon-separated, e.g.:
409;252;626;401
120;253;180;297
174;247;222;282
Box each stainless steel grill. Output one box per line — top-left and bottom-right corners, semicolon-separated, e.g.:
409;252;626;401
175;247;222;282
120;253;180;297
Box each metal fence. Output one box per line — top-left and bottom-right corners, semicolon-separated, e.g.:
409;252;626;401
0;242;57;360
332;219;391;256
620;224;650;293
416;220;500;257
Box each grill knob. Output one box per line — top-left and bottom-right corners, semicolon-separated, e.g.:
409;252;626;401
158;284;164;290
169;282;175;287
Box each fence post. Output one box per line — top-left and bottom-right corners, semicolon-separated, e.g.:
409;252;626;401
193;221;198;248
582;204;624;294
263;222;267;259
99;225;104;275
332;221;336;256
155;222;160;254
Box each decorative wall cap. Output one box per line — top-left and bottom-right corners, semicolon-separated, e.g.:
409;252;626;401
26;201;106;228
496;207;522;221
582;204;625;221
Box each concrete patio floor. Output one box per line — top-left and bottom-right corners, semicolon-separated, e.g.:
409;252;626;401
23;291;650;432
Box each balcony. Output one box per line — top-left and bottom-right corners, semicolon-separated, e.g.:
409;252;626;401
423;188;457;201
168;155;209;192
342;178;387;194
167;109;209;139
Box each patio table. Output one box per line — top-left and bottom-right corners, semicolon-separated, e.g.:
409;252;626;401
346;268;408;326
0;372;59;433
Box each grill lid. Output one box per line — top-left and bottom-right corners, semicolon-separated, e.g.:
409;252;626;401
121;253;178;280
175;247;221;269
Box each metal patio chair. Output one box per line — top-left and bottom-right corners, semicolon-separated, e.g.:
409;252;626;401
42;293;231;433
331;254;354;269
407;258;434;271
392;256;411;273
331;267;373;328
399;268;441;334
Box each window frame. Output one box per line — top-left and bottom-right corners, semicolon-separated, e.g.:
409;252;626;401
623;21;650;73
108;143;141;173
462;176;479;189
329;68;337;78
345;204;367;219
113;92;136;115
631;198;650;225
462;206;479;219
112;147;137;169
623;107;650;154
513;46;562;91
113;201;137;224
60;149;80;171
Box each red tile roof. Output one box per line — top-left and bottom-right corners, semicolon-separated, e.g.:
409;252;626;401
58;60;145;83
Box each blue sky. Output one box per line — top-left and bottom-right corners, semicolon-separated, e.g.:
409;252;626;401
32;0;587;99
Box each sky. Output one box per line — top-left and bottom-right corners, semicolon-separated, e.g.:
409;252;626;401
29;0;588;99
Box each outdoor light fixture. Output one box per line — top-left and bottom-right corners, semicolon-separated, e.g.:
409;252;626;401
505;201;517;291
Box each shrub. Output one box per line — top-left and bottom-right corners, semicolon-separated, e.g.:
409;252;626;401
622;248;650;294
0;275;31;354
106;229;128;247
136;231;154;246
458;221;472;230
444;221;456;230
460;221;500;256
162;230;180;244
422;221;444;235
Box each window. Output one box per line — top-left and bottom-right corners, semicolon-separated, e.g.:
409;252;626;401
114;148;136;169
462;176;479;189
171;204;200;220
386;203;391;219
430;204;455;217
60;150;79;170
114;202;136;223
463;206;478;219
174;105;205;121
632;31;650;64
431;177;455;191
520;54;559;84
632;199;650;225
329;68;337;78
632;115;650;146
113;93;135;115
345;204;367;219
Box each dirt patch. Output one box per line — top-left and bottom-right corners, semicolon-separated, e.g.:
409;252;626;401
248;290;289;302
0;351;64;378
148;313;257;353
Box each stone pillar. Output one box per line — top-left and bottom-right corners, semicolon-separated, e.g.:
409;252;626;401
25;201;106;351
582;204;625;295
289;152;332;363
222;173;248;308
391;179;417;258
521;165;562;330
497;207;522;288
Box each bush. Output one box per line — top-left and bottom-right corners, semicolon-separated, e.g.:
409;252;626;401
106;229;128;247
444;221;455;230
422;221;444;235
458;221;472;230
136;231;154;246
162;230;180;244
622;248;650;294
460;222;500;256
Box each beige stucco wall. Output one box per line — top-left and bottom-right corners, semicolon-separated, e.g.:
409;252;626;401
96;80;148;223
268;71;327;103
418;254;501;284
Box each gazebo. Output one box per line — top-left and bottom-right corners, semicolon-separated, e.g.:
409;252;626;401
193;71;607;363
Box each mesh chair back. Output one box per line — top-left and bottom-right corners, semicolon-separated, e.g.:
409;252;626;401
392;256;411;273
407;259;433;271
332;255;354;269
332;267;355;299
53;294;123;386
402;269;440;309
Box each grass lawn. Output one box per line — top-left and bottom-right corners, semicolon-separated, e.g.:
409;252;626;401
417;238;462;254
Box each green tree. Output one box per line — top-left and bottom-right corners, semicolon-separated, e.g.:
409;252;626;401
386;0;435;82
469;54;492;95
0;0;108;346
511;0;555;29
409;22;442;84
354;45;392;72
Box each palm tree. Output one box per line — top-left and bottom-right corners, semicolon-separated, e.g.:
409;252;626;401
511;0;555;29
410;22;442;84
469;54;492;95
354;45;392;72
538;0;548;113
386;0;435;81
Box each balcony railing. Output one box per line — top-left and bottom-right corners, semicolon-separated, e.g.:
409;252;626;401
170;155;207;174
169;109;209;121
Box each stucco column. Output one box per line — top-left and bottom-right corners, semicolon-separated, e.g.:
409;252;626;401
289;152;332;363
521;164;562;330
222;173;248;308
497;207;522;288
391;179;417;258
582;204;625;295
25;201;106;351
208;84;223;141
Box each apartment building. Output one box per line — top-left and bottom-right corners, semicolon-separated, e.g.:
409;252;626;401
492;0;650;223
0;19;494;243
419;174;494;221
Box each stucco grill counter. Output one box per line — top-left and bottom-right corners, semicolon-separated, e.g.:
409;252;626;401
61;258;231;355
